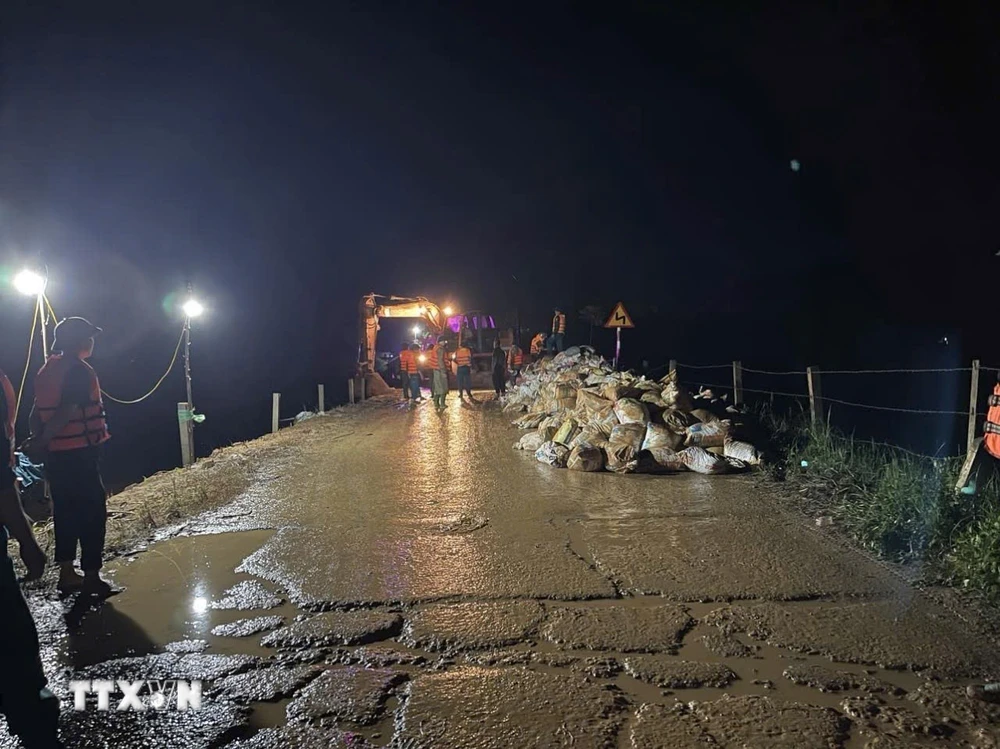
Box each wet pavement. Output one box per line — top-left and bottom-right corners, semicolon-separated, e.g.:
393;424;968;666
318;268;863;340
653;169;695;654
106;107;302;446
5;395;1000;747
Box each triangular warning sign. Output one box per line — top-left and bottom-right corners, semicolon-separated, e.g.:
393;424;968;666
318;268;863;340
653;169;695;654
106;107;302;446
604;301;635;328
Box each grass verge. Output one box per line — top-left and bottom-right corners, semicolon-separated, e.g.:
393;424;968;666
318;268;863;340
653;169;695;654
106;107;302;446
759;405;1000;600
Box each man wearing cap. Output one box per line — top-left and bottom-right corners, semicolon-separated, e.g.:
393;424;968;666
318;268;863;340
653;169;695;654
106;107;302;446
27;317;113;595
431;336;450;411
1;366;64;747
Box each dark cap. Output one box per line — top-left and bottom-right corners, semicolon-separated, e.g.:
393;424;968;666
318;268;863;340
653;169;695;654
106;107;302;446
437;335;448;344
53;317;102;350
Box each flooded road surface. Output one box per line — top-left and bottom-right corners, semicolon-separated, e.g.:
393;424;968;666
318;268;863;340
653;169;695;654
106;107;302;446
5;396;1000;747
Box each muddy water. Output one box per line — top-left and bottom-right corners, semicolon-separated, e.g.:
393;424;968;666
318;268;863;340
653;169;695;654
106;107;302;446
10;396;1000;748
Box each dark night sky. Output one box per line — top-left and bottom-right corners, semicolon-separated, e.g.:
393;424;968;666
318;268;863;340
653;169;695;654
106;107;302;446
1;2;998;477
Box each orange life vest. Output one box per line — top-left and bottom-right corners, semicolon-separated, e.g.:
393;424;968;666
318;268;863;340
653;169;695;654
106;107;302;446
455;347;473;367
34;354;110;452
508;346;524;368
985;383;1000;459
431;345;449;372
400;349;419;375
1;369;15;468
530;334;545;355
552;312;566;334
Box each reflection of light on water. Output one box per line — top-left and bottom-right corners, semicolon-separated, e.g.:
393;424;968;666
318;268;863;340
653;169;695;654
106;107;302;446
191;596;209;614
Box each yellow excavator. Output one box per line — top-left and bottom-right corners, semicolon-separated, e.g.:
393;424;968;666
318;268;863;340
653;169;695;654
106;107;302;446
358;293;511;393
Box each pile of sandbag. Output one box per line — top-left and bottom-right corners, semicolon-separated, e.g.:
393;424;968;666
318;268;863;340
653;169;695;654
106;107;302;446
508;348;763;476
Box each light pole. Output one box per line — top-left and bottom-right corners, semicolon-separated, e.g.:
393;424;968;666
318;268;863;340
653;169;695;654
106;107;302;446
179;298;204;467
13;269;49;359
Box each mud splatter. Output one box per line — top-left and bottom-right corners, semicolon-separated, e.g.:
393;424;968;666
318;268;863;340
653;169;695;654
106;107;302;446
783;664;905;695
211;616;285;638
404;600;544;651
285;667;406;726
542;604;693;653
211;580;284;611
261;610;402;648
623;656;737;689
213;665;322;703
693;695;851;748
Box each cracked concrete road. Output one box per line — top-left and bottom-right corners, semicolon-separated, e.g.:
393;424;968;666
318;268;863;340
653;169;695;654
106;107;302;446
5;396;1000;748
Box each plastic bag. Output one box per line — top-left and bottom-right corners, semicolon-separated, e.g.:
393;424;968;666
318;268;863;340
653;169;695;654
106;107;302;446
604;444;639;473
535;441;570;468
601;383;641;403
724;438;762;466
514;432;545;451
568;445;605;472
641;423;685;451
637;447;687;473
640;391;667;408
614;398;650;425
609;423;647;449
678;446;729;474
553;417;579;445
685;420;731;448
537;426;557;443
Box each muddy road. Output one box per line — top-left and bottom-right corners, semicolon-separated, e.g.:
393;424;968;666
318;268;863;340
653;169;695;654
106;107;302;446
5;396;1000;747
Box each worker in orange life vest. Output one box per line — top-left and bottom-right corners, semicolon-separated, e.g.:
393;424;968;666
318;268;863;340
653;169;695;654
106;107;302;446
26;317;113;596
530;331;545;355
548;308;566;353
1;368;63;748
399;344;416;402
507;341;525;385
984;378;1000;462
454;341;474;400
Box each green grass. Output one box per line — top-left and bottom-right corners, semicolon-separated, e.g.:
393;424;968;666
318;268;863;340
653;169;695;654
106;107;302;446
757;406;1000;599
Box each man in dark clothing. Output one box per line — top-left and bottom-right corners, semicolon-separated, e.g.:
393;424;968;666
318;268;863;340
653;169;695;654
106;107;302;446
491;339;507;398
1;367;64;748
26;317;112;596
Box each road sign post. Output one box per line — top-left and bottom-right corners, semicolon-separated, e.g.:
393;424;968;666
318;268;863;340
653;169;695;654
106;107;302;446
603;301;635;370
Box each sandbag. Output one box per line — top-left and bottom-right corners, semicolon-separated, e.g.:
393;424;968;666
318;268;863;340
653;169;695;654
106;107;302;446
554;383;578;399
538;415;563;432
724;438;762;466
568;445;605;472
609;423;647;450
591;405;620;435
577;388;612;415
691;408;720;424
685;420;731;448
514;432;545;452
601;383;641;403
553;417;579;445
641;423;685;452
637;447;687;473
604;444;639;473
537;426;557;442
614;398;650;425
513;413;546;429
663;409;698;435
659;370;694;412
640;391;667;408
678;446;729;474
535;441;570;468
569;427;609;450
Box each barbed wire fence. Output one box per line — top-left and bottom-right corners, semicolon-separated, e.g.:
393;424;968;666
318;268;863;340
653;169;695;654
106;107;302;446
645;359;994;461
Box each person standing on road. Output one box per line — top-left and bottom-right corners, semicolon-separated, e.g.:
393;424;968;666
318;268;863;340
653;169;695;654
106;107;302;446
26;317;113;596
548;308;566;353
404;343;423;403
1;367;64;749
507;341;524;386
491;339;507;398
454;341;474;400
431;336;450;411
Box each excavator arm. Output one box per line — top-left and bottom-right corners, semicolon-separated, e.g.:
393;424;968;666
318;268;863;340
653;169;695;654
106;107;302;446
358;293;446;374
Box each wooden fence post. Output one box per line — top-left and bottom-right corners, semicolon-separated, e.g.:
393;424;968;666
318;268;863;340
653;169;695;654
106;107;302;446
968;359;981;456
348;378;355;405
271;393;280;434
318;384;325;413
669;359;677;375
733;360;743;406
807;366;823;426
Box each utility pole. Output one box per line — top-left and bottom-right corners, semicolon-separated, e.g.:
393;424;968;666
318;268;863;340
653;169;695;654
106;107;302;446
37;292;49;359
